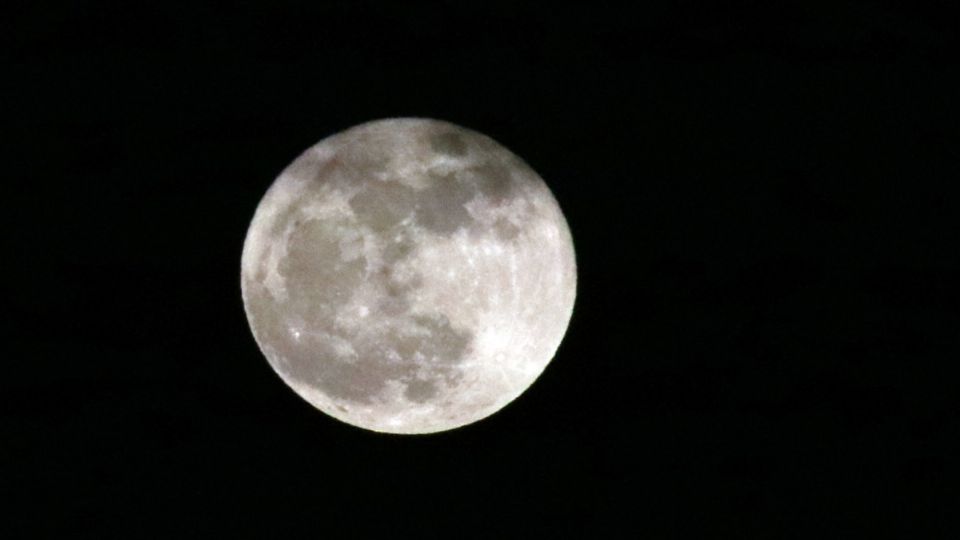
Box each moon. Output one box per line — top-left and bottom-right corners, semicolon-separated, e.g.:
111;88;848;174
241;118;576;434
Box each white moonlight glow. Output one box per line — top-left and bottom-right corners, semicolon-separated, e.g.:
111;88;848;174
241;118;576;434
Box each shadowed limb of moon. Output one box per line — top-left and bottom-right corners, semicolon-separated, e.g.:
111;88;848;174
241;118;577;434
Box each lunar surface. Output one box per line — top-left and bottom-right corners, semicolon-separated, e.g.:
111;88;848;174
241;118;576;434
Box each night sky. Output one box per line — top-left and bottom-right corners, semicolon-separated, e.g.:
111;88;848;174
8;2;959;537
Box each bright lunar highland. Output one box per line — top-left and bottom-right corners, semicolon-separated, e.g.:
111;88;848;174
241;118;577;434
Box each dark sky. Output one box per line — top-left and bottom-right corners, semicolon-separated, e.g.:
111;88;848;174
8;1;959;537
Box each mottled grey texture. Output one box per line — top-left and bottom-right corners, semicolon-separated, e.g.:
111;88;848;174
241;118;576;434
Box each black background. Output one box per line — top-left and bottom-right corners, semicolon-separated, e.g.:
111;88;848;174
8;1;960;537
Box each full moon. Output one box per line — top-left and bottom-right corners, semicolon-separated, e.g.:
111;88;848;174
241;118;576;434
